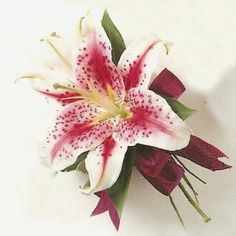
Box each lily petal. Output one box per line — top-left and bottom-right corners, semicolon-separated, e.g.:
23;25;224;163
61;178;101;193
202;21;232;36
74;16;125;103
22;68;78;105
113;88;191;151
173;135;231;171
22;33;78;105
39;90;80;106
118;36;167;91
81;137;127;194
44;102;118;170
149;68;186;99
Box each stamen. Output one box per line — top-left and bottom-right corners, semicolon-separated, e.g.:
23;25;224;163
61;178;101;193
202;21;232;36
45;38;72;70
106;85;115;101
78;11;89;35
84;77;98;93
60;96;84;101
54;81;132;120
50;32;60;38
15;73;48;83
53;83;91;98
79;16;85;33
77;78;127;117
106;84;124;106
164;42;173;55
90;113;114;125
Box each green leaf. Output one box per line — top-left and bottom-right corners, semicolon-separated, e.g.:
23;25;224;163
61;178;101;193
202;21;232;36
61;152;88;172
101;10;126;65
108;148;134;216
164;97;196;120
76;159;87;174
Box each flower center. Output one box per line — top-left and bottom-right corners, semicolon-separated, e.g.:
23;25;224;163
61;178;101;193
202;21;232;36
53;82;132;120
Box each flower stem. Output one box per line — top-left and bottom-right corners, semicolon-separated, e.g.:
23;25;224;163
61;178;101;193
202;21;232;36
171;156;200;205
182;175;199;205
178;182;211;223
173;155;207;184
169;195;186;229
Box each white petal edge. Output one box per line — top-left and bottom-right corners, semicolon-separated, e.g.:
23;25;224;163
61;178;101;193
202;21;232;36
118;35;168;90
81;138;128;194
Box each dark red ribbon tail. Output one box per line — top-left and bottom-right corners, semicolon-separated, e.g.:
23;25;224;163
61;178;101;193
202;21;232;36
149;68;186;99
91;190;120;231
173;135;231;171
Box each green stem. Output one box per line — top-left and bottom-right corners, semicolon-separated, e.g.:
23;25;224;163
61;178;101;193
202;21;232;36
169;195;186;228
173;155;207;184
171;156;200;205
178;182;211;223
182;175;199;205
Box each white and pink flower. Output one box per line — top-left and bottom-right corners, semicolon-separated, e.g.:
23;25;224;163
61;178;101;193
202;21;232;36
24;15;191;194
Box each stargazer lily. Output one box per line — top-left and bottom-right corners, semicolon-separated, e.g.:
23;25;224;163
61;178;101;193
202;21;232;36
24;14;191;194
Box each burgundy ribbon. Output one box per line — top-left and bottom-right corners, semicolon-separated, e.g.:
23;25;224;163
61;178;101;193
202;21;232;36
173;135;231;171
150;69;230;171
91;190;120;230
91;70;230;229
136;146;184;196
150;68;186;99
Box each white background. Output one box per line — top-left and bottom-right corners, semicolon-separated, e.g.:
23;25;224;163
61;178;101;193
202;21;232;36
0;0;236;235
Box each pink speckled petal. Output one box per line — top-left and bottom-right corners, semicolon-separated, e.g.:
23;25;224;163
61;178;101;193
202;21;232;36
118;36;167;91
81;137;127;194
113;88;191;151
39;90;80;106
27;69;78;105
44;102;118;170
74;18;125;103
